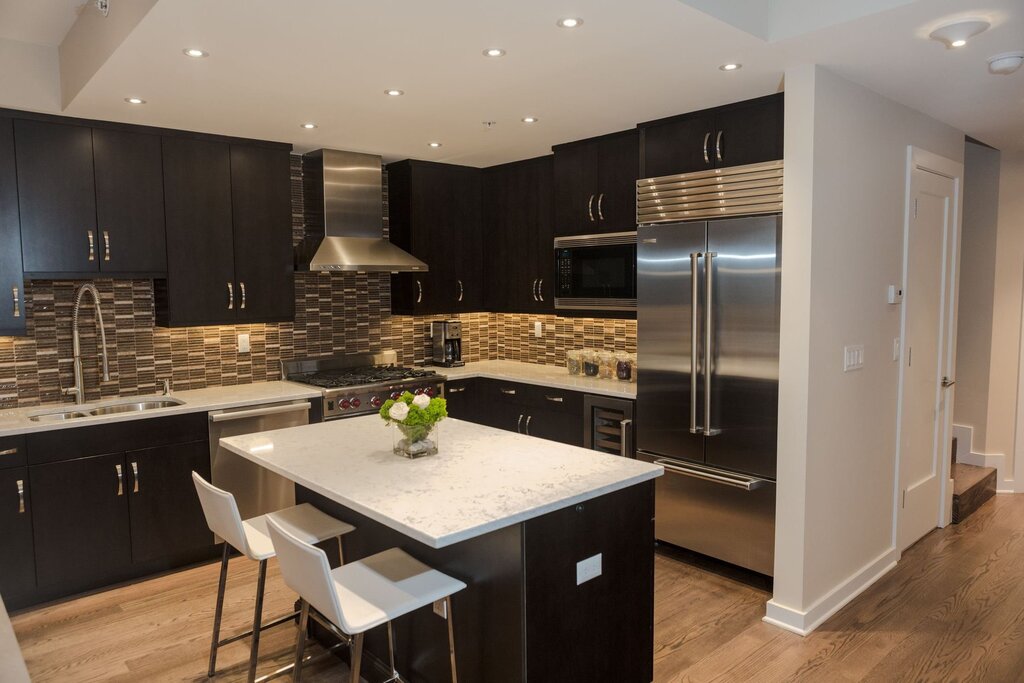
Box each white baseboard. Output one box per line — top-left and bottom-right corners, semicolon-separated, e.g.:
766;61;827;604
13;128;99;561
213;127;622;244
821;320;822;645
762;547;899;635
953;424;1006;479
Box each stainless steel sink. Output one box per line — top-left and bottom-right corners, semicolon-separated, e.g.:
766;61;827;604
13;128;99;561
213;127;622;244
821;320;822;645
87;398;184;416
28;411;90;422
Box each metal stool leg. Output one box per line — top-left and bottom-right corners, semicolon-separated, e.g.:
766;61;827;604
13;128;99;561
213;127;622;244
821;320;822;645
247;559;268;683
445;596;457;683
386;621;398;681
293;600;310;683
337;535;345;566
208;543;230;678
350;632;364;683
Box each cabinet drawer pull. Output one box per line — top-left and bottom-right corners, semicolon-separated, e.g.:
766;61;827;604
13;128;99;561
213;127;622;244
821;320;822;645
715;130;723;163
239;281;247;310
597;193;604;221
524;414;532;436
517;414;524;433
16;479;24;514
87;230;96;262
447;386;465;393
416;279;423;303
131;461;139;493
500;388;517;395
115;463;124;496
456;279;464;302
537;278;544;302
0;447;18;456
587;194;595;222
703;132;711;164
12;287;20;318
102;230;111;262
545;395;564;403
226;282;234;310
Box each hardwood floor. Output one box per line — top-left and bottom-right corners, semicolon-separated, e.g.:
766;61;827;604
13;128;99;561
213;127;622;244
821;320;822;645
10;494;1023;682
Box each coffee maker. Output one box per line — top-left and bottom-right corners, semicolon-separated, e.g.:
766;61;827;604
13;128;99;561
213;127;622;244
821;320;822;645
430;320;464;367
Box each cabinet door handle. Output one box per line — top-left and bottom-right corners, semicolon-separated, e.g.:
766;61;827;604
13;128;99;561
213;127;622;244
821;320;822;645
115;463;124;496
501;388;517;395
416;279;423;303
532;278;538;301
597;193;604;221
524;414;532;436
620;419;633;458
239;282;247;310
537;278;544;302
227;282;234;310
456;279;464;302
715;130;723;163
87;230;96;262
517;414;524;433
703;132;711;164
545;395;564;403
0;447;18;456
16;479;24;514
587;194;595;222
131;461;139;493
102;230;111;262
11;287;20;318
447;386;465;394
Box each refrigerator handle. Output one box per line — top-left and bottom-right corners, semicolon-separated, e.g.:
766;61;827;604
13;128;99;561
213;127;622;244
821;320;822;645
690;251;701;434
704;251;720;436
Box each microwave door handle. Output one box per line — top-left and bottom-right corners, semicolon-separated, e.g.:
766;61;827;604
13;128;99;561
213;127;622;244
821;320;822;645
690;251;701;434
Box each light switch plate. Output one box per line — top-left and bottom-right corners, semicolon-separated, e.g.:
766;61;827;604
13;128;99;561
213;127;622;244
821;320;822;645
238;333;250;354
843;344;864;372
887;285;903;304
576;553;602;586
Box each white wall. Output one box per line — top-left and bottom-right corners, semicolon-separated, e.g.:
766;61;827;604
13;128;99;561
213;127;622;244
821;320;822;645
767;64;964;634
0;38;60;113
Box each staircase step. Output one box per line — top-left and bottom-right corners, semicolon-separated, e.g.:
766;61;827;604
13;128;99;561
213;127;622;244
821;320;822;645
952;463;996;524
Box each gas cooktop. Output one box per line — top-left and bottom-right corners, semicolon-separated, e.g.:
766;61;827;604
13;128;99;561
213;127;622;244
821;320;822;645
289;366;438;390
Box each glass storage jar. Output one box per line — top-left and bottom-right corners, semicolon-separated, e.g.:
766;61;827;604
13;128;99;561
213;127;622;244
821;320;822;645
566;349;583;375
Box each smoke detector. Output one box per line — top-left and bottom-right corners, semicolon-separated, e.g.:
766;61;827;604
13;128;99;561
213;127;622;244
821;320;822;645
928;19;989;48
988;51;1024;75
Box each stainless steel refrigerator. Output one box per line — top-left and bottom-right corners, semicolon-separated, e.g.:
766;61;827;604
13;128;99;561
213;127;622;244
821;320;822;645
636;215;781;575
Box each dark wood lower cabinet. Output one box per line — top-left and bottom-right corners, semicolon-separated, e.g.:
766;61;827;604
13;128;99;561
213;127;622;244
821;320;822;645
0;466;35;603
30;452;132;591
127;441;212;563
524;409;583;447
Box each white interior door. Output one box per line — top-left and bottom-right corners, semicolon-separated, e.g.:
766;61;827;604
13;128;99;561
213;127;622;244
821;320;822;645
897;165;958;552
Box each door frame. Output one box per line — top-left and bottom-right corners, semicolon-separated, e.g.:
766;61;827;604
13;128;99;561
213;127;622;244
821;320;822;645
892;146;963;548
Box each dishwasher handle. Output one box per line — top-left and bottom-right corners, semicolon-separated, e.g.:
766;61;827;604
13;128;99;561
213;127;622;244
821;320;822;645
209;401;312;423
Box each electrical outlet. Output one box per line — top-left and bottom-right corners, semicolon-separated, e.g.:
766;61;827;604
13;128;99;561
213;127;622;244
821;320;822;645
534;321;543;338
433;599;448;619
843;344;864;372
576;553;602;586
893;337;900;362
238;333;250;354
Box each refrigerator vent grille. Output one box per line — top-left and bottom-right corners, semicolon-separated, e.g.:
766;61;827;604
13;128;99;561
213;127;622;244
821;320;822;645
636;159;783;224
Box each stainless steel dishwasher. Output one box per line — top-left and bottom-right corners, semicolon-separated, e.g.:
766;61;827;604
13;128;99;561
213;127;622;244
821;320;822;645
208;400;311;522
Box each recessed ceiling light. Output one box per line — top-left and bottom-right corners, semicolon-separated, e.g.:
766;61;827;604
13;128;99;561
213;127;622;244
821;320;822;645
557;17;582;29
124;97;146;105
385;89;404;97
929;19;990;49
428;142;442;148
300;122;317;129
182;48;208;58
522;117;538;124
719;63;741;71
483;48;506;58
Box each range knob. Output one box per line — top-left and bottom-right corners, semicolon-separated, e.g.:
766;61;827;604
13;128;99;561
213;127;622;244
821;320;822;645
340;399;351;410
351;398;361;408
390;391;401;400
370;396;382;408
413;388;424;395
424;387;435;397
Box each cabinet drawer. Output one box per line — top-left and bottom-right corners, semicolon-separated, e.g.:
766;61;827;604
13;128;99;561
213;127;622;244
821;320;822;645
479;378;528;404
520;385;583;415
443;379;479;422
0;434;25;468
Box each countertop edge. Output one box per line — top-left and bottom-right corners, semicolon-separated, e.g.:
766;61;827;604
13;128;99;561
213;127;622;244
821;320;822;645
439;362;636;399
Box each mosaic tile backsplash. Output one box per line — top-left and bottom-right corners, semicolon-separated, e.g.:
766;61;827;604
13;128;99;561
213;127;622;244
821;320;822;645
0;156;636;408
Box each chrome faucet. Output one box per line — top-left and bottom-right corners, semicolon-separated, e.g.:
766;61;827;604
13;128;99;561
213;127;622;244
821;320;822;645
64;284;110;404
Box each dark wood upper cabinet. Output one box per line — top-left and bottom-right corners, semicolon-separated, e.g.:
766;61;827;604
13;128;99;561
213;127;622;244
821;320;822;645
640;93;783;178
230;145;295;323
14;119;98;274
158;137;237;326
92;128;167;275
388;160;482;315
0;117;24;337
553;130;639;237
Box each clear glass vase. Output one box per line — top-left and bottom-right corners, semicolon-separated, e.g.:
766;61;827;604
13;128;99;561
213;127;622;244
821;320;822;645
393;422;439;459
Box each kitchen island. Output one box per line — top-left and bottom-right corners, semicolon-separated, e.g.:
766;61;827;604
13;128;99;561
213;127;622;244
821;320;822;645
220;416;662;683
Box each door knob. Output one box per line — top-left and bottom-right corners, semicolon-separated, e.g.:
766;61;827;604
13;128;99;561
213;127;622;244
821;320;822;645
942;377;956;388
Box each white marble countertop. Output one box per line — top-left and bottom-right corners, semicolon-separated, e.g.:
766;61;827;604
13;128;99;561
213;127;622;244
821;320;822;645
220;415;661;548
0;596;29;683
437;360;637;398
0;381;322;438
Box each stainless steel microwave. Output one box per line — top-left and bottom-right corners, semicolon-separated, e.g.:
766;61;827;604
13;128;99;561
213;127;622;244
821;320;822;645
554;231;637;312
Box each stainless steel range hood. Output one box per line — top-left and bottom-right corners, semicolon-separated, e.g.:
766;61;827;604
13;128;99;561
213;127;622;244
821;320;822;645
295;149;427;273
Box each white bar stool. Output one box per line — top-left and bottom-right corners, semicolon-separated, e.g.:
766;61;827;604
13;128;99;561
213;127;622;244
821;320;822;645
191;472;356;683
266;515;467;683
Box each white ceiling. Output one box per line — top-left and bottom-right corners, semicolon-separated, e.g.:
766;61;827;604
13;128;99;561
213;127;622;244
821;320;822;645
0;0;84;46
0;0;1022;165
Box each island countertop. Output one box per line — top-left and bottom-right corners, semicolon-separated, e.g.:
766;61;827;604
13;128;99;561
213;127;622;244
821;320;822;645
219;415;662;549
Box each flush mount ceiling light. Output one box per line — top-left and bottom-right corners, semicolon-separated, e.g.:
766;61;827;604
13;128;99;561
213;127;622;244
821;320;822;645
124;97;146;105
988;51;1024;74
182;48;208;58
428;142;442;148
385;89;404;97
300;122;317;129
557;17;582;28
522;116;538;123
483;48;506;57
719;63;741;71
929;19;990;48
